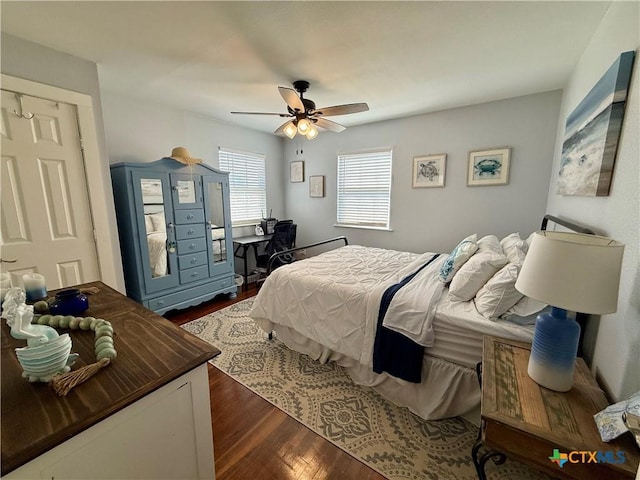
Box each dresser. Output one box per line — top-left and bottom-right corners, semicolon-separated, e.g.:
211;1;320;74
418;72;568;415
1;281;219;479
111;158;236;314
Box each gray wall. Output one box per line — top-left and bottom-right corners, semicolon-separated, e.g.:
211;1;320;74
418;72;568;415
283;91;562;254
545;2;639;401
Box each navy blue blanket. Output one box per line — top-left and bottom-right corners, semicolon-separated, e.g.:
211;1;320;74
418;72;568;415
372;254;441;383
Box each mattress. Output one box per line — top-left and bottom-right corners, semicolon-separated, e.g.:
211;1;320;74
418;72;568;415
429;294;535;368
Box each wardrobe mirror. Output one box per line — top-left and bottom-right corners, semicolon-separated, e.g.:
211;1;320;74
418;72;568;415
176;180;196;204
206;181;227;263
140;178;171;278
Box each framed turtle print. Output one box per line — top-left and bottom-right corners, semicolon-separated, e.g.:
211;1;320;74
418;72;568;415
412;154;446;188
467;147;510;186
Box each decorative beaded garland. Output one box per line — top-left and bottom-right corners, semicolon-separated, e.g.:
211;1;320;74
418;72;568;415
33;314;117;361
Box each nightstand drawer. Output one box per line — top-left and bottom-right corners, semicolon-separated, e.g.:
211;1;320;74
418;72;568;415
176;238;207;255
178;252;208;270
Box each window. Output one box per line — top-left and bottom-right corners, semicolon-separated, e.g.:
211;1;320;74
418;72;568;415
336;148;392;229
219;147;267;225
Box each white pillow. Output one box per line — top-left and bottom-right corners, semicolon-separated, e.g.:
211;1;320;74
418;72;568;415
439;234;478;283
507;295;547;318
474;263;524;319
149;212;166;233
144;214;154;233
500;232;527;264
448;235;508;301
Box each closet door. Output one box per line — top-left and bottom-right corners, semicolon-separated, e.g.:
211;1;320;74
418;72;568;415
131;171;179;293
1;90;100;288
202;175;233;278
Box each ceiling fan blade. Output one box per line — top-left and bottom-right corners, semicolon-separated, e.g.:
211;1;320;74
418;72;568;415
231;111;291;117
313;103;369;117
274;120;289;135
314;117;346;133
278;86;305;112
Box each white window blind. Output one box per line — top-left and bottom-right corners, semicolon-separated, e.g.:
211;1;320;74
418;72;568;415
219;147;267;225
337;148;392;229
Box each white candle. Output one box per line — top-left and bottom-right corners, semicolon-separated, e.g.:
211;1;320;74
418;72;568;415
22;273;47;302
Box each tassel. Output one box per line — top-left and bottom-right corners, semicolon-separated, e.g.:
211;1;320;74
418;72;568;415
50;358;111;396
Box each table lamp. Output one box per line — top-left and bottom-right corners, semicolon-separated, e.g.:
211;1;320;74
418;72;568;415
515;231;624;392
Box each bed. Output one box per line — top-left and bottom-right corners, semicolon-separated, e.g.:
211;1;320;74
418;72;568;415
249;215;591;420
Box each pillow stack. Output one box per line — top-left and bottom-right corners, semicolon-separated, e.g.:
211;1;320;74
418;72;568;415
449;235;507;301
443;232;547;320
474;233;528;318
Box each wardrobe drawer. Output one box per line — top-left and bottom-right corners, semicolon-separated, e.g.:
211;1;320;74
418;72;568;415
146;275;235;312
175;224;205;240
179;265;209;284
174;209;204;225
178;251;208;270
176;237;207;255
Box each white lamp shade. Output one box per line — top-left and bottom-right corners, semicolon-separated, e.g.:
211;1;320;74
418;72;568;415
305;124;318;139
515;231;624;314
297;118;311;134
283;121;297;139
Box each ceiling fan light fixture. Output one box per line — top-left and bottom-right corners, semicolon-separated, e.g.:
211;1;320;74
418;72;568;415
305;124;318;140
283;121;297;139
297;118;311;135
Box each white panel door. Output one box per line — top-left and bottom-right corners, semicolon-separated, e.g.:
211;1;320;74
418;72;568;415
1;90;100;289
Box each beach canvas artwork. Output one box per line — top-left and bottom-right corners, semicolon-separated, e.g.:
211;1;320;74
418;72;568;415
557;51;635;196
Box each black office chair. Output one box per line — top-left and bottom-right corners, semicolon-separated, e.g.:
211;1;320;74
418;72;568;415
255;220;297;286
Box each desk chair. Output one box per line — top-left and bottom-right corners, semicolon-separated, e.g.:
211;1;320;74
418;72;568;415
255;220;297;287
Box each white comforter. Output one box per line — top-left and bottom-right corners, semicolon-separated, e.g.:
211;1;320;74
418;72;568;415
250;245;445;368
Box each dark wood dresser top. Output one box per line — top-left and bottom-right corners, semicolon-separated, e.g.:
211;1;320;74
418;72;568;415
1;281;220;475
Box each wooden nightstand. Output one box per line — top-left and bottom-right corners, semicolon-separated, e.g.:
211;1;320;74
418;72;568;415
473;335;639;480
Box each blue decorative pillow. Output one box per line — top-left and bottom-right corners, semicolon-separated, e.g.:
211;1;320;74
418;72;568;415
439;234;478;283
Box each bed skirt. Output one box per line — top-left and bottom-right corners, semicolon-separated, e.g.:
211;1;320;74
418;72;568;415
257;320;481;421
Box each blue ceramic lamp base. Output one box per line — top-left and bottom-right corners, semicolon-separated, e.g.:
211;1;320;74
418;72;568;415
527;307;580;392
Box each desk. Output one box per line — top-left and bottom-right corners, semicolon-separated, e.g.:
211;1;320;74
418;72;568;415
1;281;219;479
233;234;272;289
473;336;639;480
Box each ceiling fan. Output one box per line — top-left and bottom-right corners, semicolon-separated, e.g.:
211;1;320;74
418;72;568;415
231;80;369;139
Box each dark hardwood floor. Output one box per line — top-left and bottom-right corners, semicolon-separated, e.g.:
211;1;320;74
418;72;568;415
164;285;385;480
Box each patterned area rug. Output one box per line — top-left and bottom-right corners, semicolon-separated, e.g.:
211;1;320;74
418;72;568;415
182;298;547;480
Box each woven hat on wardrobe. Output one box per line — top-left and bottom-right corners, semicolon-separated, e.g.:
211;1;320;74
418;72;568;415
169;147;202;165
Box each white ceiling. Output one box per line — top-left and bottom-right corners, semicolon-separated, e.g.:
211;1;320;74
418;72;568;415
1;1;611;135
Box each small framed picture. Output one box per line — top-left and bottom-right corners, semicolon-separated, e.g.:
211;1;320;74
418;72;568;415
467;147;511;186
309;175;325;197
290;160;304;183
412;154;446;188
